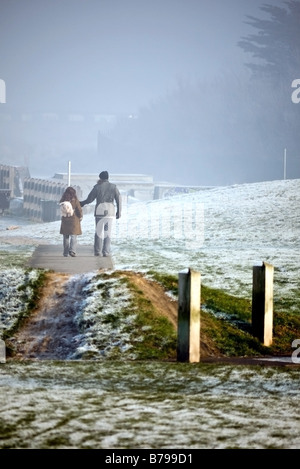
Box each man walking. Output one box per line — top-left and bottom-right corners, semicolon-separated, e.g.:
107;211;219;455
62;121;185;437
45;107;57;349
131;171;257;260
80;171;121;257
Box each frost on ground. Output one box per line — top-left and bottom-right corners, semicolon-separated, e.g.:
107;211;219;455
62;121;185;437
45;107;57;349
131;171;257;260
0;361;299;449
72;274;138;360
0;269;40;338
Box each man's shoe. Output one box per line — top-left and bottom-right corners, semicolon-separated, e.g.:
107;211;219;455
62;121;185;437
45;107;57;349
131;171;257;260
69;251;76;257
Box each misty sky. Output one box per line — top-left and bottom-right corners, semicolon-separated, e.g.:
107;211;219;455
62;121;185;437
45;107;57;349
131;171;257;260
0;0;284;114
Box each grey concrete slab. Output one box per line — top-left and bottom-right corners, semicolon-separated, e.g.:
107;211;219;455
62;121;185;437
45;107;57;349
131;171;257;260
28;244;114;274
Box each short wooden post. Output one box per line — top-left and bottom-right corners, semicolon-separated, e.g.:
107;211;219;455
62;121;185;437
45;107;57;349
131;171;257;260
0;339;6;364
252;262;274;346
177;268;201;362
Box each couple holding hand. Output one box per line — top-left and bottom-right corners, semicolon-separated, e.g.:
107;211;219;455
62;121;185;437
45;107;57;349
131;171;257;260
59;171;121;258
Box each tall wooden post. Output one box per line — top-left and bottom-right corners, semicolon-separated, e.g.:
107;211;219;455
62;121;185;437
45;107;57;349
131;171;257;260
0;339;6;364
252;262;274;346
177;268;201;363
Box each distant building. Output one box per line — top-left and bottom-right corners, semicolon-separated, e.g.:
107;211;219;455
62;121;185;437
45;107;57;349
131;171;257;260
52;172;206;203
53;172;155;201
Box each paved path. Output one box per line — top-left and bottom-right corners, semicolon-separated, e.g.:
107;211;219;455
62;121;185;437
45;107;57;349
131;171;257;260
28;244;114;274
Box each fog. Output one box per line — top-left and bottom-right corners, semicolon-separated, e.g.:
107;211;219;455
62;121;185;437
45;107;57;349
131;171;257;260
0;0;297;185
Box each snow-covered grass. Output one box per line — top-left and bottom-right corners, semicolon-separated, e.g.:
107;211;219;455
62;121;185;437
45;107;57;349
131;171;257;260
0;268;40;339
69;274;139;360
0;178;299;449
1;360;300;449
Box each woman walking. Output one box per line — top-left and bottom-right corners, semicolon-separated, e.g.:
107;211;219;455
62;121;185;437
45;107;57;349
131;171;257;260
59;186;83;257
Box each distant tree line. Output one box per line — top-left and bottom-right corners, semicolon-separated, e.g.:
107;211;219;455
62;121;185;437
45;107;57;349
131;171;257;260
99;1;300;186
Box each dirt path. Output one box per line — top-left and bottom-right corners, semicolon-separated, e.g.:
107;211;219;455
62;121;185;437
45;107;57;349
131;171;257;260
11;273;86;360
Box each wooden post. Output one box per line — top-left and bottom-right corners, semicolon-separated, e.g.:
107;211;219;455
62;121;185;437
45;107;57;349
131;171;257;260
177;268;201;362
0;339;6;364
252;262;274;346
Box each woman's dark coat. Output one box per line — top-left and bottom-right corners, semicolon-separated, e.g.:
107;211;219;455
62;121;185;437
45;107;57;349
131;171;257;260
60;198;83;235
